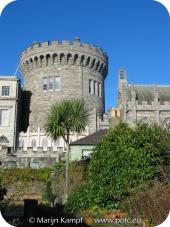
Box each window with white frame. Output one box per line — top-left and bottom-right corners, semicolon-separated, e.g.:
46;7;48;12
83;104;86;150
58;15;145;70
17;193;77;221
2;86;10;96
54;76;60;91
82;150;92;159
120;70;125;79
42;138;48;147
43;78;47;91
93;81;95;95
54;77;60;90
19;140;24;148
98;83;101;97
48;77;54;91
54;139;59;147
0;109;9;126
31;139;36;148
89;79;93;94
89;80;102;97
42;76;60;92
93;81;98;95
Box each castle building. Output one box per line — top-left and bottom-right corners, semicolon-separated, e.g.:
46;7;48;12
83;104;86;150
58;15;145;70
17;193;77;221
2;40;170;169
118;68;170;128
16;37;108;168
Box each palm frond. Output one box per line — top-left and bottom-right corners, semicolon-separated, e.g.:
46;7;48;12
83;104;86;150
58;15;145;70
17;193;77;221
44;99;89;141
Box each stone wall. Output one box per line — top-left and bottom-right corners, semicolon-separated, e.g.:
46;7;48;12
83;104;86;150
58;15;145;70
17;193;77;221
118;69;170;128
20;38;108;132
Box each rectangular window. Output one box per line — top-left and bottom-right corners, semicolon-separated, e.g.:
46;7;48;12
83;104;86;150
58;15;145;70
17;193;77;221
43;76;60;92
2;86;10;96
43;78;47;91
54;77;60;90
48;77;54;91
89;79;93;94
94;81;98;95
98;83;101;97
0;109;9;126
93;81;96;95
82;150;92;159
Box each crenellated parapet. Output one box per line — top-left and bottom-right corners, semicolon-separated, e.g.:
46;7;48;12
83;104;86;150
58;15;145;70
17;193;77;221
20;37;108;77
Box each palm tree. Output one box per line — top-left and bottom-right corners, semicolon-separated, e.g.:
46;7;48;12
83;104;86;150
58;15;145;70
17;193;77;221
45;99;89;202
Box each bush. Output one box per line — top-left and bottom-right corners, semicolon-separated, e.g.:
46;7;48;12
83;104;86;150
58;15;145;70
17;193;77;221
42;179;55;203
66;123;170;212
50;161;88;198
0;177;8;212
0;168;52;185
88;123;169;207
65;184;92;213
42;161;89;205
122;181;170;226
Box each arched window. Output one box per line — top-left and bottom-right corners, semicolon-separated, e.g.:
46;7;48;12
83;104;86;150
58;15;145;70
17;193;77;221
60;53;65;64
34;56;38;67
86;57;90;66
42;138;48;147
46;54;51;65
74;54;79;64
91;59;95;68
31;139;36;148
40;55;44;67
99;63;104;72
67;53;72;64
53;53;57;64
29;58;33;69
54;140;59;147
119;69;126;80
80;55;85;65
95;61;100;70
19;140;24;148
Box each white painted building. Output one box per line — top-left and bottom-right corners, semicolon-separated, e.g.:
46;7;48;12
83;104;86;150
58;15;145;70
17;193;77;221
0;76;20;153
17;126;89;168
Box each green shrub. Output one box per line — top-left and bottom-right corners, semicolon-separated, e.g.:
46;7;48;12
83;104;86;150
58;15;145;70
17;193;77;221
66;123;170;212
65;184;92;213
50;161;88;199
42;179;55;203
0;167;52;185
88;123;169;207
122;181;170;226
0;177;8;212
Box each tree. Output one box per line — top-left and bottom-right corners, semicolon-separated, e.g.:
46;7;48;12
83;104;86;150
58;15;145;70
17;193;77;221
45;99;89;201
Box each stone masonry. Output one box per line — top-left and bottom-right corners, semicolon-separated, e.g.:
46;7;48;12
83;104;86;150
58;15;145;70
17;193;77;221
17;37;108;168
20;37;108;132
118;68;170;128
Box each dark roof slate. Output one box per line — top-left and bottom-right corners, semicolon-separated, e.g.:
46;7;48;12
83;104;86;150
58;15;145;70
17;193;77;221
70;129;108;146
127;85;170;104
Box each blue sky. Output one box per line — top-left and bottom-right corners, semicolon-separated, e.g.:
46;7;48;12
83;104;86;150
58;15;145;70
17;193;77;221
0;0;169;110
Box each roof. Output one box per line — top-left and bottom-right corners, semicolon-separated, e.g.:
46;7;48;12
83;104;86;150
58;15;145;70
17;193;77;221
0;76;19;81
127;85;170;104
70;129;108;146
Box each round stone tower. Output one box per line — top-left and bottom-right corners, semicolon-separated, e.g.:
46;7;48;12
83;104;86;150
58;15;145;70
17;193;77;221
20;37;108;131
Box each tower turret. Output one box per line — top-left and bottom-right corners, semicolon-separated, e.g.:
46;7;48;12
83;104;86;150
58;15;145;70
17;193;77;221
118;68;127;121
20;38;108;131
